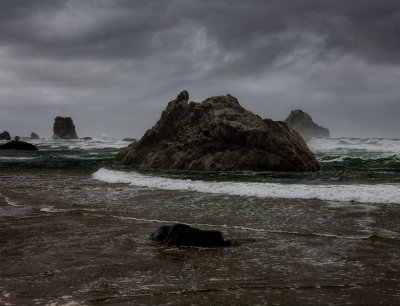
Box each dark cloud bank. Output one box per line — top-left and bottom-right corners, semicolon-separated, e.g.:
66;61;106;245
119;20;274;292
1;0;399;138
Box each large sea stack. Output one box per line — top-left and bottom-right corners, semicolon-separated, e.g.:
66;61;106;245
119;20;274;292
0;131;11;141
117;91;320;172
284;110;330;138
52;116;78;139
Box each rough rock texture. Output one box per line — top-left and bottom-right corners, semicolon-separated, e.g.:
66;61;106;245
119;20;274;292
117;91;320;172
52;116;78;139
30;132;40;139
0;131;11;140
0;140;38;150
284;110;330;138
150;223;232;247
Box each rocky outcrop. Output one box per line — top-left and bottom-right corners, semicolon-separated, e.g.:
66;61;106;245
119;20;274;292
150;223;232;247
52;117;78;139
117;91;320;172
0;131;11;141
30;132;40;139
0;140;38;150
284;110;329;138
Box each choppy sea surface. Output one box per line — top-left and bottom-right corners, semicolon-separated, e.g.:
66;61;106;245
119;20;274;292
1;137;399;305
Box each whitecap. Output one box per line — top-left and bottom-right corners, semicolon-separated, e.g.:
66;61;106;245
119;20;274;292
319;156;345;163
308;137;400;154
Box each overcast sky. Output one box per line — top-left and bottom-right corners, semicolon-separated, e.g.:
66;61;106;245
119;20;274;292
1;0;399;139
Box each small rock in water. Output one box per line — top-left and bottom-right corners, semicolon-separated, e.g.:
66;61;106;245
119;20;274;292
149;223;232;247
0;131;11;141
0;139;38;150
30;132;40;139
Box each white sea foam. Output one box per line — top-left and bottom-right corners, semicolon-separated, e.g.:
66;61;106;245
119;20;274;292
40;206;97;213
0;157;36;160
0;193;23;207
67;139;127;150
319;156;346;163
308;137;400;153
13;137;129;150
40;206;69;213
98;214;379;240
319;153;400;163
92;168;400;204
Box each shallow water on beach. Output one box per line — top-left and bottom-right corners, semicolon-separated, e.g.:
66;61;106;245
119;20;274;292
1;137;400;304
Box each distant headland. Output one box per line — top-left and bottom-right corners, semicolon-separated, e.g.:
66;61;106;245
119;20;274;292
284;109;330;138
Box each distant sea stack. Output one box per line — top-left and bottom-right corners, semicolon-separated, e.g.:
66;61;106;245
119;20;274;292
117;91;320;172
0;131;11;141
52;117;78;139
284;110;330;138
30;132;40;139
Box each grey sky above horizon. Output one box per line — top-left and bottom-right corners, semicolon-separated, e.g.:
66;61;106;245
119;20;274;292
1;0;399;139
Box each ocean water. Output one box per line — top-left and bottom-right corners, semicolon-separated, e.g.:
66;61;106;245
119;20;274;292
1;137;400;305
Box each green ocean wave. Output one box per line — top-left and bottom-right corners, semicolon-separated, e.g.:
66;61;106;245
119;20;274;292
1;138;399;183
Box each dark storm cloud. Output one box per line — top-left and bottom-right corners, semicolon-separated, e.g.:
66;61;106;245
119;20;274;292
2;0;400;65
0;0;399;138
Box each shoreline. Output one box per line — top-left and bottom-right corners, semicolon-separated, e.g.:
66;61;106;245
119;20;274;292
1;138;400;304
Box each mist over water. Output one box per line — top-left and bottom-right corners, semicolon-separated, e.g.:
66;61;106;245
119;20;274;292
1;137;400;304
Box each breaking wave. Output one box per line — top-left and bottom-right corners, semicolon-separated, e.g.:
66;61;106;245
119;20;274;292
92;168;400;204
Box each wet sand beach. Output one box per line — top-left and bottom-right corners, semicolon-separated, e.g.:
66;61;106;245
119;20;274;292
1;165;400;305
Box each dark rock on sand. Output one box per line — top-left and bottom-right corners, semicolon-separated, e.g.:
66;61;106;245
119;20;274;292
117;91;320;172
30;132;40;139
0;139;38;150
52;116;78;139
284;109;330;138
150;223;232;247
0;131;11;141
